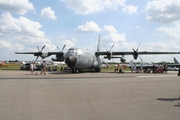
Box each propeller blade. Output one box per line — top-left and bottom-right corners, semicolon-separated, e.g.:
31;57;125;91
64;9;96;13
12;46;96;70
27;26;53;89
139;56;143;62
56;46;60;51
132;47;136;52
62;45;66;51
109;44;114;52
37;45;39;51
41;45;46;51
35;45;45;61
36;56;39;61
104;45;108;52
136;43;141;51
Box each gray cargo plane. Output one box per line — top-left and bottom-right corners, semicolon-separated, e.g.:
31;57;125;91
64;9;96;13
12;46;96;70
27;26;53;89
15;36;180;73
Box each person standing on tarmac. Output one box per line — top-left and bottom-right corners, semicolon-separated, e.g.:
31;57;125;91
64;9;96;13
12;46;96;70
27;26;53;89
30;62;38;74
40;61;47;75
30;62;34;74
178;66;180;76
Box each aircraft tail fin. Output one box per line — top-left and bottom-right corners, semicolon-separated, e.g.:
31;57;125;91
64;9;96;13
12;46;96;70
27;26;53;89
97;35;101;51
173;57;179;64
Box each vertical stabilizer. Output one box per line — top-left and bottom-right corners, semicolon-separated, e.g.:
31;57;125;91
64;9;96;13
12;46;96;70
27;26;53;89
97;35;101;51
173;57;179;64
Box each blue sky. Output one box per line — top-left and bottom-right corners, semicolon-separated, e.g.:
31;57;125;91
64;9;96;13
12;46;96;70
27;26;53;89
0;0;180;62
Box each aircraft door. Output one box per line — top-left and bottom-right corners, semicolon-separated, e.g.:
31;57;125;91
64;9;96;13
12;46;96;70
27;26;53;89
77;55;84;66
87;58;93;67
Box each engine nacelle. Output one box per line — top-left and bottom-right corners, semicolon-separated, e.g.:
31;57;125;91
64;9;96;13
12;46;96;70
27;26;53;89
133;53;138;60
51;56;64;62
107;53;112;60
54;54;65;61
40;53;48;59
120;57;126;63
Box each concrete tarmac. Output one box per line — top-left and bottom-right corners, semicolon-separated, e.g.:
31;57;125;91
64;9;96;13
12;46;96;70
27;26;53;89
0;70;180;120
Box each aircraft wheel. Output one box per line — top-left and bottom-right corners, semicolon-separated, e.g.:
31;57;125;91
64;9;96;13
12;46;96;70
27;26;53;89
75;69;79;73
72;69;75;73
95;67;101;72
79;69;82;72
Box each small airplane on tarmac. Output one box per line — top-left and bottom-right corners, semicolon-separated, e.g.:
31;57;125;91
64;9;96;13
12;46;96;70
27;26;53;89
0;61;6;67
15;36;180;73
0;61;12;67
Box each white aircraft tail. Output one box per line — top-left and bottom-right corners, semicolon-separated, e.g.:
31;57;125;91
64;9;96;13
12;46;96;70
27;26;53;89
97;35;101;51
173;57;179;64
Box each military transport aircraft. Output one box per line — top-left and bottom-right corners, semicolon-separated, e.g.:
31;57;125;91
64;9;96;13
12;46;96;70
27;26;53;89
15;36;180;73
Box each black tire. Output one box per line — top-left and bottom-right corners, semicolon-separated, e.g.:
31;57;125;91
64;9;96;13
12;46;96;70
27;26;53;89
75;69;79;73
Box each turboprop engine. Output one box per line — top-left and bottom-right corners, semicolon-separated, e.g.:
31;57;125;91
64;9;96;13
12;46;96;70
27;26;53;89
120;56;126;63
133;53;138;60
107;52;112;60
51;45;66;61
51;54;64;62
105;44;114;60
132;43;140;60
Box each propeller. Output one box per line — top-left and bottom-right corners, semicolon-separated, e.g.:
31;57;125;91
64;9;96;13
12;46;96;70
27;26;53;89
132;43;140;59
132;43;143;62
56;44;66;52
104;44;114;60
53;45;66;61
35;45;46;61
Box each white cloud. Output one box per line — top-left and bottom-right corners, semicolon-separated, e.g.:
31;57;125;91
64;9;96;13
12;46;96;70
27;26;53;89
135;26;140;29
0;0;34;15
143;42;168;52
123;5;138;14
41;7;57;20
145;0;180;23
103;25;117;33
103;33;126;43
74;21;101;32
0;13;57;52
14;43;23;51
13;36;57;52
60;38;77;49
59;0;126;15
157;24;180;40
0;42;24;51
14;35;51;45
0;13;44;37
0;40;13;51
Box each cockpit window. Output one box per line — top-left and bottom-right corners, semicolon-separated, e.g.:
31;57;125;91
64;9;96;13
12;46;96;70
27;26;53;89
68;48;77;53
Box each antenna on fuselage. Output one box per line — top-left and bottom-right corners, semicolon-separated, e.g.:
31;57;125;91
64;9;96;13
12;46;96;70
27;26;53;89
97;35;101;51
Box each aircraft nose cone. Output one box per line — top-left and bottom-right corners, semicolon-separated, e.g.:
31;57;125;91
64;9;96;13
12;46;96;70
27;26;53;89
65;55;77;67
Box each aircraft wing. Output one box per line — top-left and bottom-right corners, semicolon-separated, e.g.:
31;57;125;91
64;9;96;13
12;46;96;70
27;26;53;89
15;52;48;57
15;51;65;61
132;51;180;55
96;51;180;61
15;51;64;55
15;52;49;60
47;52;64;56
15;52;39;54
96;51;180;55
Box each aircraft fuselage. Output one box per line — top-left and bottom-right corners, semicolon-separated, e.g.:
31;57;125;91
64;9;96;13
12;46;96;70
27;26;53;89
64;47;101;72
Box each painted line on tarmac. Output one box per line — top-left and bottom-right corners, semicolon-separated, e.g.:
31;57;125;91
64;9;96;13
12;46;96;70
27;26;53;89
137;75;177;78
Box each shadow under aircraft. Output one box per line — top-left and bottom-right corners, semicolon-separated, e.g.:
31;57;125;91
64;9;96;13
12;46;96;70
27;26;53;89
15;35;180;73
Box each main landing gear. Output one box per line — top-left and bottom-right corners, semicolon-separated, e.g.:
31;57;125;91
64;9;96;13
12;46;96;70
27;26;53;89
72;68;82;73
